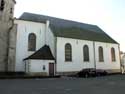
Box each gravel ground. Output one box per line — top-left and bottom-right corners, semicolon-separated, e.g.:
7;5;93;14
0;74;125;94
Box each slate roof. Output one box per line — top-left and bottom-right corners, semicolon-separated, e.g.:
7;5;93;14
19;12;118;44
24;45;55;60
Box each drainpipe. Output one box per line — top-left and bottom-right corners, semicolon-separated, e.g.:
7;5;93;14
93;41;96;69
55;37;57;75
45;20;50;45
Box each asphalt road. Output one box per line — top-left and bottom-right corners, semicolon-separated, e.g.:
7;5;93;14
0;75;125;94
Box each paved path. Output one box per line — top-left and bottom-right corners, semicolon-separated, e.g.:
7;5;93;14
0;75;125;94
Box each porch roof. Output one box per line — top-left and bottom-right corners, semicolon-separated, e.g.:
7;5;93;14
24;45;55;60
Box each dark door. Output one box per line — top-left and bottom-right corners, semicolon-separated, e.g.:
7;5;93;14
49;63;54;76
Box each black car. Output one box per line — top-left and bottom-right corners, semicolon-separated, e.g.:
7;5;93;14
77;68;107;78
77;68;96;78
95;69;107;76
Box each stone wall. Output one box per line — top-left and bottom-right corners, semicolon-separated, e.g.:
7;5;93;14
0;0;15;22
0;22;9;71
0;0;15;71
8;24;17;71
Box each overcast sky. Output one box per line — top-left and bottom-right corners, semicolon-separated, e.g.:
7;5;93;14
14;0;125;52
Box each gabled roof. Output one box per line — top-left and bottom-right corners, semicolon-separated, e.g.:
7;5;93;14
19;12;118;44
24;45;55;60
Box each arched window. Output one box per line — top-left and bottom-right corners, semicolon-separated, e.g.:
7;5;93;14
99;46;104;62
0;0;5;11
65;43;72;61
83;45;89;62
111;47;116;62
28;33;36;51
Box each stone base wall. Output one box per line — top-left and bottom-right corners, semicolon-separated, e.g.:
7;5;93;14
106;69;121;73
56;69;121;76
26;72;48;76
56;71;78;76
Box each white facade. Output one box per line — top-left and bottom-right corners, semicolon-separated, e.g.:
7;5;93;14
14;19;121;75
14;20;55;72
95;42;120;70
56;37;95;73
56;37;120;73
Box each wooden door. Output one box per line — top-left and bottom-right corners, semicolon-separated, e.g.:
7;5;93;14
49;63;54;76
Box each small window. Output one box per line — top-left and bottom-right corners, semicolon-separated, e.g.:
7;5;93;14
111;47;116;62
28;33;36;51
43;65;46;70
83;45;89;62
0;0;5;11
65;43;72;62
10;8;13;14
99;46;104;62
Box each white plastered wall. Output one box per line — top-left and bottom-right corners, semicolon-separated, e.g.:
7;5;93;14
27;60;55;75
56;37;120;73
56;37;95;72
95;42;120;70
14;20;55;72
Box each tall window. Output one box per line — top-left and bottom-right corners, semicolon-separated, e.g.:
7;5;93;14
99;46;104;62
65;43;72;61
83;45;89;62
0;0;5;11
111;47;116;62
28;33;36;51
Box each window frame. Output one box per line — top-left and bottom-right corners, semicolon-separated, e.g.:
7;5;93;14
98;46;104;62
83;45;90;62
65;43;72;62
111;47;116;62
28;33;36;51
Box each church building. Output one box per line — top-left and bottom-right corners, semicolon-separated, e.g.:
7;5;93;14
0;0;121;76
14;13;121;76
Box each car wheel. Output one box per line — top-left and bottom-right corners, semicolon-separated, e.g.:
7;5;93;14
97;73;101;77
104;71;107;76
84;73;89;78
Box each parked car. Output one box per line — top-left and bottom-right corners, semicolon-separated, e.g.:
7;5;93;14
77;68;96;78
95;69;107;76
77;68;107;78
